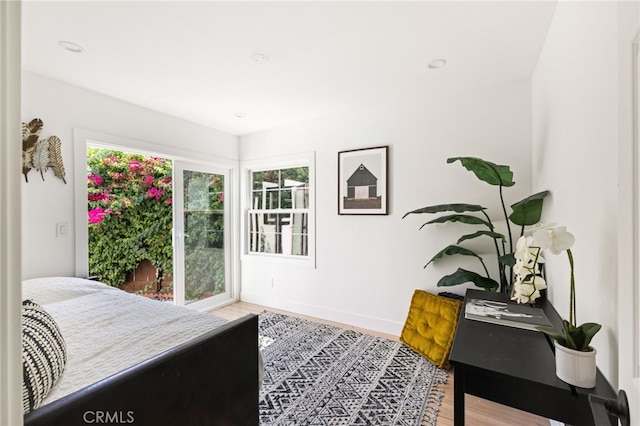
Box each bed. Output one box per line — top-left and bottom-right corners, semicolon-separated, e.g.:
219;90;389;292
21;277;259;426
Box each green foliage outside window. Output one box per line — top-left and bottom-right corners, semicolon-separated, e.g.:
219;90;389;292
183;171;225;301
87;148;173;287
252;167;309;190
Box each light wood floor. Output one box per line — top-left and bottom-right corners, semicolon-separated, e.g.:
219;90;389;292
211;302;550;426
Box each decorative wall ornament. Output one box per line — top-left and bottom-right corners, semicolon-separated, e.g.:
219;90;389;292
22;118;66;183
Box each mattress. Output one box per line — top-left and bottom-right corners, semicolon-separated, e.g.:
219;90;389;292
22;277;228;406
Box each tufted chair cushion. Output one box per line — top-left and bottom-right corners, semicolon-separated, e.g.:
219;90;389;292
400;290;462;369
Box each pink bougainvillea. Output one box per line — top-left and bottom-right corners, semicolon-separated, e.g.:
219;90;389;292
88;191;109;202
88;174;103;186
109;172;125;181
146;187;165;201
128;160;143;173
103;156;119;166
87;148;176;288
88;208;105;224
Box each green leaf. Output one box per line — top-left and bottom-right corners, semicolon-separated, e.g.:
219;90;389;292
419;214;491;230
425;245;482;268
562;321;579;349
437;268;499;291
509;191;550;226
403;203;486;219
536;325;568;346
499;253;516;267
447;157;515;187
538;321;601;351
568;322;602;351
457;230;505;244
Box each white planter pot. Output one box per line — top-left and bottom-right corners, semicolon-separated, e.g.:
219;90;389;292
554;340;597;388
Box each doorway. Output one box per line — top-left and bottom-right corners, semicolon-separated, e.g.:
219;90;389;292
78;135;234;311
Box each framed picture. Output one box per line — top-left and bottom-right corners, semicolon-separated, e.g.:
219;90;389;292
338;146;388;215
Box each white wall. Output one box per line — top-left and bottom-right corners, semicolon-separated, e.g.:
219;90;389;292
21;71;239;279
240;79;534;335
532;1;633;389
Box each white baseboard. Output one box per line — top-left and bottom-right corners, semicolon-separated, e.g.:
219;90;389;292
548;420;564;426
240;290;404;336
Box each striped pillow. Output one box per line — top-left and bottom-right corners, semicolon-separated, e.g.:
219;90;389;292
22;300;67;413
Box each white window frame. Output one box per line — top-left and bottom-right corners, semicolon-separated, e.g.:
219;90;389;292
241;152;315;268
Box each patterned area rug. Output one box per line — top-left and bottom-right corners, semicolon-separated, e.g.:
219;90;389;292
258;312;447;425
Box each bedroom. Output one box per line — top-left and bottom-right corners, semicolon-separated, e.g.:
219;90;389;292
1;0;639;424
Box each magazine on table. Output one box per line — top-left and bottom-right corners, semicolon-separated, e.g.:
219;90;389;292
464;298;553;331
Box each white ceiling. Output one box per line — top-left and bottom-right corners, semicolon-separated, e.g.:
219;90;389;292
22;1;558;136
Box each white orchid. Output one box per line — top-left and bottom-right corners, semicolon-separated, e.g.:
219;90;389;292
514;236;534;262
511;275;547;304
531;224;575;255
511;235;547;304
514;236;545;267
511;224;580;324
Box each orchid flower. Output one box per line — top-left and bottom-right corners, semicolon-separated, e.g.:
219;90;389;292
530;224;578;325
531;224;575;255
511;235;547;304
511;275;547;304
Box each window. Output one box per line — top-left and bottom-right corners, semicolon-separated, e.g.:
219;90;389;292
249;167;309;255
243;153;315;264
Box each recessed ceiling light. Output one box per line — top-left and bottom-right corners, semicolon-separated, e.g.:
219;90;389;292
251;53;269;64
428;59;446;69
58;40;84;53
235;113;247;119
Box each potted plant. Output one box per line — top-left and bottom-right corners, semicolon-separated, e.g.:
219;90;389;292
513;224;602;388
404;157;549;294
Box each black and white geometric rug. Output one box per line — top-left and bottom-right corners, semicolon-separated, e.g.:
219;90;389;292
258;312;447;426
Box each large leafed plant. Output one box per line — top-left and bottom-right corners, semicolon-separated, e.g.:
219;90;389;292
404;157;549;294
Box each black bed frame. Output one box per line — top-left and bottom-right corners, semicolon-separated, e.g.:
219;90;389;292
24;314;259;426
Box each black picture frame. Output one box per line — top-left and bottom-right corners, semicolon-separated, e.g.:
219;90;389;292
338;146;389;215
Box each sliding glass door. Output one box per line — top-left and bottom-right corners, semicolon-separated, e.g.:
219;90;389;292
173;162;232;310
78;135;234;311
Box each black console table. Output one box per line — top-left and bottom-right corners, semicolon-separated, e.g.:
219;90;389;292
449;289;616;426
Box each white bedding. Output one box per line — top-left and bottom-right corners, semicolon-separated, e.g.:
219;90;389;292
22;277;228;406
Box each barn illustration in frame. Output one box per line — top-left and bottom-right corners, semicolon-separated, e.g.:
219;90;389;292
338;146;388;215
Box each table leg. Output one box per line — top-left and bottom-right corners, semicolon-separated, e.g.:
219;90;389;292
454;366;465;426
